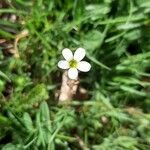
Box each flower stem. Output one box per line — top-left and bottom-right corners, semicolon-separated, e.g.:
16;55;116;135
59;71;79;103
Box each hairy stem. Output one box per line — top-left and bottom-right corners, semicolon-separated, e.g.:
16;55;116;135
59;71;79;103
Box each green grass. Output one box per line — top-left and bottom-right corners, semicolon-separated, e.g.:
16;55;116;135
0;0;150;149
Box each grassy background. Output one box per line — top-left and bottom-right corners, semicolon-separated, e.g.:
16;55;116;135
0;0;150;149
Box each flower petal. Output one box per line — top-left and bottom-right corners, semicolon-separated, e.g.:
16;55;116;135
62;48;73;61
74;47;85;61
58;60;69;69
77;61;91;72
68;68;78;80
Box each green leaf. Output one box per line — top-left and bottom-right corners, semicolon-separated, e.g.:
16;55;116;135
73;0;85;20
0;115;11;126
26;84;49;105
2;144;16;150
39;101;51;128
36;111;46;147
2;143;22;150
0;71;11;82
120;85;146;96
35;102;52;147
0;29;14;39
22;113;34;132
86;53;111;70
85;4;110;20
82;30;102;51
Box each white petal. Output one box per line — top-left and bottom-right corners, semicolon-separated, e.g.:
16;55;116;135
68;68;78;80
74;47;86;61
58;60;69;69
77;61;91;72
62;48;73;61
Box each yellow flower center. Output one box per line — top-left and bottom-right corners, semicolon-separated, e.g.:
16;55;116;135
69;59;77;68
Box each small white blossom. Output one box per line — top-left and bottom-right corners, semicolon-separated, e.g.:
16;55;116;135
58;48;91;80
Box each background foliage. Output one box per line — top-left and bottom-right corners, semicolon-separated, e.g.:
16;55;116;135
0;0;150;149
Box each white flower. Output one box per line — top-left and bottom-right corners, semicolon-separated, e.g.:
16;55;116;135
58;48;91;80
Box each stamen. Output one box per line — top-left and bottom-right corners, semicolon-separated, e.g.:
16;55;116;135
69;59;77;68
